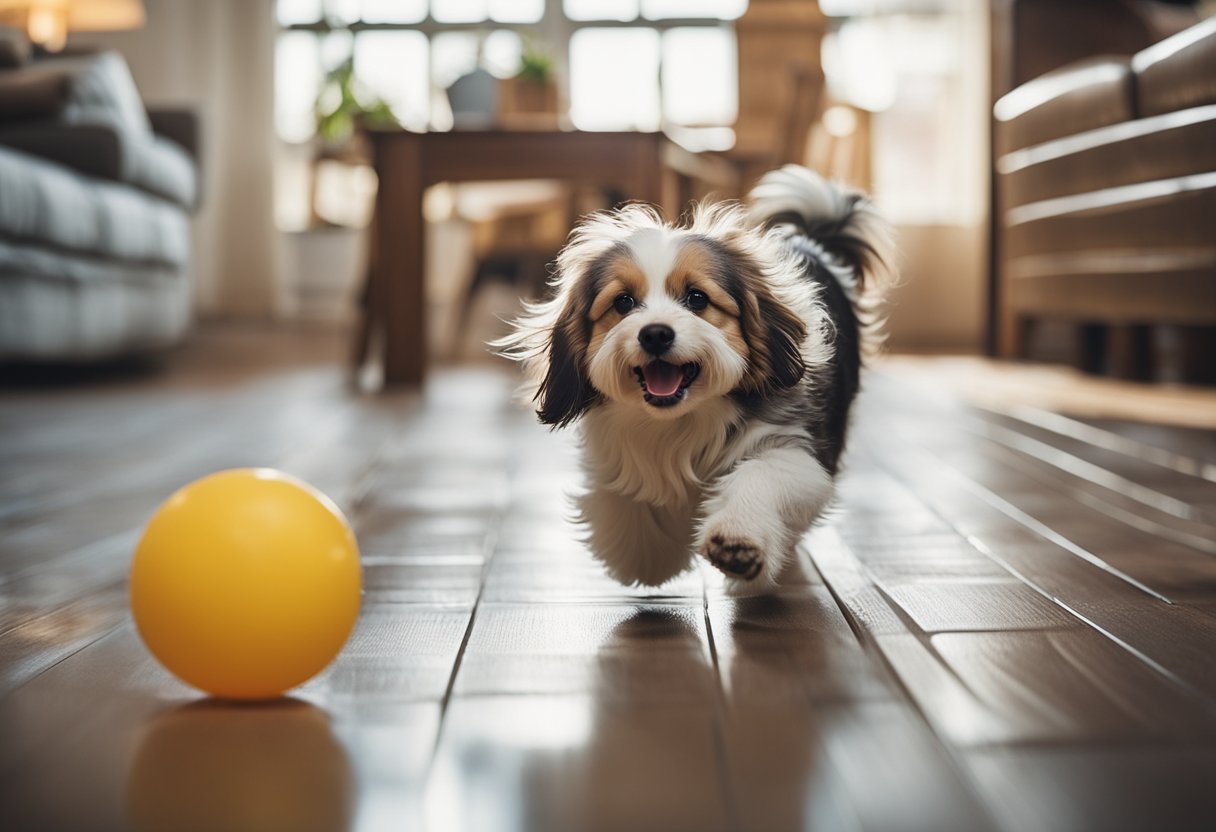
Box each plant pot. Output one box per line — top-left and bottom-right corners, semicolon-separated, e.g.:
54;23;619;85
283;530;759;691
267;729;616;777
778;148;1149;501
497;76;561;128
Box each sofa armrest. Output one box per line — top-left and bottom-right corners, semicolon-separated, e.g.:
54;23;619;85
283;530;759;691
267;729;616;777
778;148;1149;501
0;25;31;68
994;57;1136;155
147;107;199;161
1133;15;1216;117
0;68;71;119
0;120;121;179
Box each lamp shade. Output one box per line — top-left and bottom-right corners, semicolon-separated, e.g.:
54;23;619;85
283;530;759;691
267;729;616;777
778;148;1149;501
66;0;145;32
0;0;145;51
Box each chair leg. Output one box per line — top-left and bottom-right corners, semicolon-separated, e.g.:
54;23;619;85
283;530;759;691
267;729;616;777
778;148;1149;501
1107;324;1153;381
351;266;375;375
1179;326;1216;385
1076;324;1107;375
998;312;1032;360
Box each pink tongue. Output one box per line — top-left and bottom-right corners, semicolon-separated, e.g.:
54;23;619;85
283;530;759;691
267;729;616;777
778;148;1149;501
642;362;683;397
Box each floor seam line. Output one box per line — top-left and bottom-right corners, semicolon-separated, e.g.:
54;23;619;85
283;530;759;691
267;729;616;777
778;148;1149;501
701;575;743;832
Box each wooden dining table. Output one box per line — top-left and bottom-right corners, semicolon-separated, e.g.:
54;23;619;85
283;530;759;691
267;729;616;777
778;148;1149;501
355;129;739;386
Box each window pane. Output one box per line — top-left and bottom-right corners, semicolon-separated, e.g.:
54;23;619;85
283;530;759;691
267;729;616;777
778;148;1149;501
662;27;736;126
319;29;354;70
360;0;426;23
564;0;639;22
570;28;660;130
642;0;747;19
277;0;323;25
824;14;980;223
433;0;489;23
276;32;322;142
483;29;523;78
432;31;480;90
354;31;430;130
323;0;360;23
490;0;542;23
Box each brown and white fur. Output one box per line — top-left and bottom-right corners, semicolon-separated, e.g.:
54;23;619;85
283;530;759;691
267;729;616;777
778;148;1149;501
496;166;895;588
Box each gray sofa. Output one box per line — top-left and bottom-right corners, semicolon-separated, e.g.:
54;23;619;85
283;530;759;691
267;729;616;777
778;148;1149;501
0;42;198;361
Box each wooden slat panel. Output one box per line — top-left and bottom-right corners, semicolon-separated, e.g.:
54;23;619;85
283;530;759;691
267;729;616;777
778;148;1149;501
710;584;995;831
454;602;714;700
854;424;1216;702
1077;416;1216;467
302;605;474;704
7;335;1216;830
427;695;731;832
965;747;1216;832
1007;267;1216;324
859;403;1216;604
932;630;1216;742
722;700;997;832
999;107;1216;208
1005;176;1216;257
882;582;1079;633
977;411;1216;521
812;509;1216;746
0;583;127;696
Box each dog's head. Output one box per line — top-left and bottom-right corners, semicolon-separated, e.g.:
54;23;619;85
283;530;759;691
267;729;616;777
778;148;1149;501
497;203;808;427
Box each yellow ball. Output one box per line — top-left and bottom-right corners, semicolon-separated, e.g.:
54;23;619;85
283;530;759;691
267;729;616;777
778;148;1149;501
131;469;362;699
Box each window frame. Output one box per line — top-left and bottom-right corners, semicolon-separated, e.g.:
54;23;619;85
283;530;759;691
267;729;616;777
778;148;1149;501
278;0;740;132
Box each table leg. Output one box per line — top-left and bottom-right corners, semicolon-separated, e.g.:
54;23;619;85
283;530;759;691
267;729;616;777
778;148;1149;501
627;136;665;213
374;135;427;386
350;210;378;376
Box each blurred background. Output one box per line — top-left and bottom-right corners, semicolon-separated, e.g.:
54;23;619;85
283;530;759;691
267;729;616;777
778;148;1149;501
2;7;1215;828
0;0;1213;384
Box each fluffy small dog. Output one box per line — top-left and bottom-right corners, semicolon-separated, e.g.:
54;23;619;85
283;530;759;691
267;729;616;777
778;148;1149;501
498;166;894;588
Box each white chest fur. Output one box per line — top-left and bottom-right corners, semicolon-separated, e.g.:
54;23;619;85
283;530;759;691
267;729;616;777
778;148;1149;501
579;399;744;508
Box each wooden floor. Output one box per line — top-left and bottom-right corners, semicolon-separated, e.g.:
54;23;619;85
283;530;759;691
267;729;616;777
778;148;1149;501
2;326;1216;832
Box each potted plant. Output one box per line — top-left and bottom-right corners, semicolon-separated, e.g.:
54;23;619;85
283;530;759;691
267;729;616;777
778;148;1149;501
314;56;398;156
287;54;399;321
498;39;560;126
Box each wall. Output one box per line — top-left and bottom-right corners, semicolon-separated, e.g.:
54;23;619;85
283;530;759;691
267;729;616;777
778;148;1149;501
79;0;283;319
847;0;991;354
885;223;986;353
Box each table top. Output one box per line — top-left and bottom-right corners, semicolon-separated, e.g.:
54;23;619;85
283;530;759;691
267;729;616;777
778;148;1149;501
368;127;738;191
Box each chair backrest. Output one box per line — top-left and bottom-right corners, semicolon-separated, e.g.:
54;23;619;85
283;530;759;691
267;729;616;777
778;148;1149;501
778;63;825;166
733;0;827;161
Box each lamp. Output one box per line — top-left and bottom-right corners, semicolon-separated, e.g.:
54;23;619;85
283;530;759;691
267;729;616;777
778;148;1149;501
0;0;145;52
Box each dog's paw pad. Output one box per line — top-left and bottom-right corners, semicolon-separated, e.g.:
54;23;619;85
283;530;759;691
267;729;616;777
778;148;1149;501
703;534;764;581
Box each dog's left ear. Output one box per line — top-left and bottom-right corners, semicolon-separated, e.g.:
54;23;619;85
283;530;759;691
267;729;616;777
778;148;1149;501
535;294;598;427
740;288;806;394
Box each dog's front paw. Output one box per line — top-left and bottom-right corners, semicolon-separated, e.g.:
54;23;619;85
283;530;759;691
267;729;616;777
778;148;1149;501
701;531;767;581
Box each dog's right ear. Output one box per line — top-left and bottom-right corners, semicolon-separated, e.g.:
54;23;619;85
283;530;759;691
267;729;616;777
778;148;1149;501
535;293;598;428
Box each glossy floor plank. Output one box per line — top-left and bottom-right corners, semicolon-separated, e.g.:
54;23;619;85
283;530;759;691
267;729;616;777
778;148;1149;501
3;331;1216;831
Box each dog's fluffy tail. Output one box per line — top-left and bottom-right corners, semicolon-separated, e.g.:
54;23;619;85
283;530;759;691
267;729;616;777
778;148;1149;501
746;165;896;304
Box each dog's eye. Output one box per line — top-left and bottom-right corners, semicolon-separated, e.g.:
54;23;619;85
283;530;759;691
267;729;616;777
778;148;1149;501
613;294;636;315
684;289;709;311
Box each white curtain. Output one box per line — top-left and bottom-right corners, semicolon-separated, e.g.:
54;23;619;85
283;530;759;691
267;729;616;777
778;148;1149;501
82;0;282;318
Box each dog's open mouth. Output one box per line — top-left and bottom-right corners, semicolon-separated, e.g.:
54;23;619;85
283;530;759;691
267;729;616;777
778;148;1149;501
634;360;700;407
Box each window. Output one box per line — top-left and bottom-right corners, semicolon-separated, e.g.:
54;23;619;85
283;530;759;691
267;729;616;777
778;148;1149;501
276;0;741;140
275;1;745;229
820;0;988;224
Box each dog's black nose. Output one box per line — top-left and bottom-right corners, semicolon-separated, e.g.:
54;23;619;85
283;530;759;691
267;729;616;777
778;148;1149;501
638;323;675;356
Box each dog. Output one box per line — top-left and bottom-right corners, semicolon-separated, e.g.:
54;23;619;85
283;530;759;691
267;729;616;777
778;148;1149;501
497;166;894;588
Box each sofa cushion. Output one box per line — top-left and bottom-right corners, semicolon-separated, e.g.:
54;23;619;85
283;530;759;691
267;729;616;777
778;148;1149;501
1133;15;1216;117
0;145;190;267
0;254;190;359
58;49;152;136
994;57;1136;155
128;135;197;208
0;51;198;207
